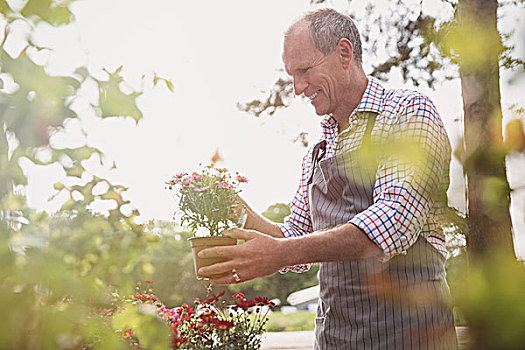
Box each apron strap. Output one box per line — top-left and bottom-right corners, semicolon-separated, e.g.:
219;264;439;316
306;140;327;186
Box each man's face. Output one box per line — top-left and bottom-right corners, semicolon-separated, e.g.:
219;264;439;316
283;27;344;117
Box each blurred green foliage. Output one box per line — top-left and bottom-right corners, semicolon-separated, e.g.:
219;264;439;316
261;202;290;224
265;311;316;332
0;0;171;348
457;254;525;349
144;221;221;306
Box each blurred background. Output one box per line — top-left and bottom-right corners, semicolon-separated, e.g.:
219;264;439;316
1;0;524;349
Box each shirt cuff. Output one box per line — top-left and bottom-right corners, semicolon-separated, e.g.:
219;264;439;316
349;206;409;262
277;223;311;273
277;223;296;238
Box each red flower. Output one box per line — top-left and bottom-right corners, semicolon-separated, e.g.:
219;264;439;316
122;329;134;338
171;329;188;349
235;299;256;310
214;320;234;331
133;293;159;303
254;296;275;306
198;313;218;326
102;308;114;317
145;280;154;284
233;292;246;302
178;303;194;316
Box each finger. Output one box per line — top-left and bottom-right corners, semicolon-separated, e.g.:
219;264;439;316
209;269;251;285
222;227;258;241
198;245;236;259
208;274;238;285
198;260;235;277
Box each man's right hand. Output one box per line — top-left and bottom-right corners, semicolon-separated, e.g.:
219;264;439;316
234;196;285;238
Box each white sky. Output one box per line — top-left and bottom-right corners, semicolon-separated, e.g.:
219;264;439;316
9;0;524;258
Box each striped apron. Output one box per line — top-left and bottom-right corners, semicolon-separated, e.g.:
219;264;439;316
310;113;458;349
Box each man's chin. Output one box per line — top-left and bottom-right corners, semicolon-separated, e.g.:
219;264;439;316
313;107;326;116
312;100;328;116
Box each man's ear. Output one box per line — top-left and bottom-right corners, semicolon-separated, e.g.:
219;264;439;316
337;38;354;69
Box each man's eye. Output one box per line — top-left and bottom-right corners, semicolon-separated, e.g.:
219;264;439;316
299;67;309;74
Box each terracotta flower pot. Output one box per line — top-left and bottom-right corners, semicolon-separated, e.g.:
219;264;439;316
189;236;237;280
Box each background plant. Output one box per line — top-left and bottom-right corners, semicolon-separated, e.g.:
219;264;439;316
116;283;275;350
164;291;274;350
0;1;173;348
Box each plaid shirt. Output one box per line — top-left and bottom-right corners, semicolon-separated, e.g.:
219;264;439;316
278;77;451;271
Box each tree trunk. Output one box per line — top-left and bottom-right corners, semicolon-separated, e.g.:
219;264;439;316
457;0;515;260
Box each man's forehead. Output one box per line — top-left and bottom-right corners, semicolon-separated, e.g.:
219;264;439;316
283;23;310;50
282;27;316;72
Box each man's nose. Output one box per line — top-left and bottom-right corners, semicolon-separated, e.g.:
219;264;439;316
293;78;307;96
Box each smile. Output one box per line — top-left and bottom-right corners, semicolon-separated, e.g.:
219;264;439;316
308;90;320;101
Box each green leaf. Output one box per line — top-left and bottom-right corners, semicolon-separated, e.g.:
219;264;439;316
65;165;84;178
153;73;174;93
21;0;75;26
0;77;3;89
53;182;65;191
164;79;174;92
0;47;80;149
97;67;143;123
0;0;10;14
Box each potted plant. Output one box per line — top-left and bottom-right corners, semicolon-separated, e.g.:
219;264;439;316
158;291;275;349
108;281;275;349
166;165;248;279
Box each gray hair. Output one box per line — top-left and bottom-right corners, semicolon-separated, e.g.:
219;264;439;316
286;8;363;65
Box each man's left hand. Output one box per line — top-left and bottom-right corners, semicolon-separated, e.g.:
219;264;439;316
197;228;286;285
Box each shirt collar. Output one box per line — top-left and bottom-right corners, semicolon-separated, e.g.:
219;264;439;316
320;77;385;140
355;76;385;114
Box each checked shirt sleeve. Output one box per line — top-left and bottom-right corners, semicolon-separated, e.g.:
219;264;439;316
277;151;315;273
278;151;314;238
349;95;451;261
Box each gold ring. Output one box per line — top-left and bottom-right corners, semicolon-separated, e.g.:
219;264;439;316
232;269;241;283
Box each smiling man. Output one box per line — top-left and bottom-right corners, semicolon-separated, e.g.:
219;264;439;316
198;8;458;349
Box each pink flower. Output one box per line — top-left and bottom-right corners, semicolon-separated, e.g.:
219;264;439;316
236;175;248;183
169;173;188;184
218;183;232;189
193;186;210;192
182;178;194;185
